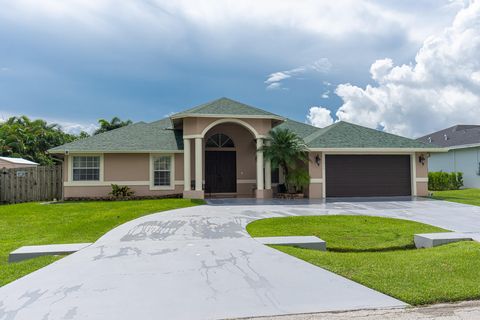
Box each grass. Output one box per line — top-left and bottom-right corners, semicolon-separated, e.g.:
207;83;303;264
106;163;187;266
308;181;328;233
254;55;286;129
0;198;202;286
431;188;480;207
247;215;444;252
247;215;480;305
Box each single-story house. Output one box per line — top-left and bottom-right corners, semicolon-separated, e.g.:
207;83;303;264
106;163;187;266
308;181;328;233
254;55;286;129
0;156;38;169
49;98;442;199
417;125;480;188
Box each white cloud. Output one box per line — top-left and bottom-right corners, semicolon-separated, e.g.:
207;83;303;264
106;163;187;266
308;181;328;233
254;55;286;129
265;58;331;90
318;1;480;138
307;106;334;128
321;90;330;99
59;121;98;135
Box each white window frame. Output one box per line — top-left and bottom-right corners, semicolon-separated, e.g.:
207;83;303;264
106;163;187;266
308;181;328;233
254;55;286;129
68;154;104;185
149;153;175;190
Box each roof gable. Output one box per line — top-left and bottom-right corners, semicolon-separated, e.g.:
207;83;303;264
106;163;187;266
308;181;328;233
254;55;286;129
171;97;284;119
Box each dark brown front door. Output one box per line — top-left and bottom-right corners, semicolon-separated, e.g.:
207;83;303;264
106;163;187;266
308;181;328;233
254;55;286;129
326;155;411;197
205;151;236;193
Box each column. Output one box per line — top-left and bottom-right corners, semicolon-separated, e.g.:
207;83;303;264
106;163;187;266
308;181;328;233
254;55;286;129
195;137;203;191
264;140;271;190
183;138;191;191
265;158;271;190
256;138;264;190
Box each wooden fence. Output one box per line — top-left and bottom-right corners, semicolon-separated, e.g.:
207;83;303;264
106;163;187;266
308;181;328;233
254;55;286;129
0;166;63;204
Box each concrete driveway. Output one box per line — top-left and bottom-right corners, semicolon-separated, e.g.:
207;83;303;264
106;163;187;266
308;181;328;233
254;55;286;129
1;197;480;320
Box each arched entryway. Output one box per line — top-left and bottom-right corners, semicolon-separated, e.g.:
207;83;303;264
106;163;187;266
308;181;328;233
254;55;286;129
204;133;237;194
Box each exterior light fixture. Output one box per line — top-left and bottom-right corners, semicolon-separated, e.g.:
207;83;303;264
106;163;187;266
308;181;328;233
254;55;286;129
418;154;426;166
315;154;321;166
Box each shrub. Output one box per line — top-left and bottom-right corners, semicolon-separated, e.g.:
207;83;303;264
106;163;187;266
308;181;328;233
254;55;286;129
428;172;464;191
109;184;135;198
286;167;310;193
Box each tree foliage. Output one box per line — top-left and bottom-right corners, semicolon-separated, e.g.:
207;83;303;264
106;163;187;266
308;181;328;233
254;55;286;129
261;128;310;192
94;117;132;135
0;116;78;165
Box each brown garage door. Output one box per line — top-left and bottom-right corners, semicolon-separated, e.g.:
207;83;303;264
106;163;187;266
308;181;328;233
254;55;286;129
326;155;411;197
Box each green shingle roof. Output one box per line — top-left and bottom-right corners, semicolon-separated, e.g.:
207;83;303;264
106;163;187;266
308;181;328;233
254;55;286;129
49;118;183;153
49;99;435;153
275;119;319;139
171;97;283;119
304;121;431;149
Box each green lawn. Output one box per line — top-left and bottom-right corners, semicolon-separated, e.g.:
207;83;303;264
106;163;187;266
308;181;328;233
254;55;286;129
431;188;480;206
0;199;202;286
247;215;480;305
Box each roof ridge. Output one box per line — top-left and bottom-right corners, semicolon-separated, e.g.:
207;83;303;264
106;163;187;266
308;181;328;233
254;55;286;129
303;121;342;143
171;97;282;118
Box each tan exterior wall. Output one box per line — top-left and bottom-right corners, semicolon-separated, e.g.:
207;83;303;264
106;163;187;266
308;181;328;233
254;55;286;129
415;152;429;196
0;159;37;169
183;117;272;137
415;152;428;178
308;152;323;198
63;153;184;199
104;153;149;181
64;185;184;198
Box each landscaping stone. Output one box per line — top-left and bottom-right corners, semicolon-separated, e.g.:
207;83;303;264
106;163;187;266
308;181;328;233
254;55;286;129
9;243;92;262
414;232;472;248
254;236;326;251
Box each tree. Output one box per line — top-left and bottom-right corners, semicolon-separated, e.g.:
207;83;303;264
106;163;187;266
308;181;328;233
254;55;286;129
94;117;132;135
261;128;310;192
0;116;78;165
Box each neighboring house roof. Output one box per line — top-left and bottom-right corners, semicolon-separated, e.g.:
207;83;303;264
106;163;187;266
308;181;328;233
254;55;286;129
171;97;284;120
0;156;38;165
49;98;438;153
417;125;480;148
304;121;432;149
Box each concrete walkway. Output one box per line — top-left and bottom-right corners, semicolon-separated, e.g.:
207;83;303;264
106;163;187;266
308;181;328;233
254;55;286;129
1;197;480;320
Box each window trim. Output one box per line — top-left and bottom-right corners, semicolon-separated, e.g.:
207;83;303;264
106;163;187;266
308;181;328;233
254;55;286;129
68;153;104;184
149;153;175;190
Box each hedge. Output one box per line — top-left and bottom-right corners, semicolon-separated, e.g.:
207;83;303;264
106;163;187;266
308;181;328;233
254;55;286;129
428;171;464;191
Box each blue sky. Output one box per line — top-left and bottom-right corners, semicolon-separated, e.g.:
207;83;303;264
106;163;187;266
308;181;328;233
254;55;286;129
0;0;476;137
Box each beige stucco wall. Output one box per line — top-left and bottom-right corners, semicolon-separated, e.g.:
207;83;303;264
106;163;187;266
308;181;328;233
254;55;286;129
104;153;149;181
415;152;429;196
183;117;273;137
63;153;184;199
308;152;323;198
64;185;184;198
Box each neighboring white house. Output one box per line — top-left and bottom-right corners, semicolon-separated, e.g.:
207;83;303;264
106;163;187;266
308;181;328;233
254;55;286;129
0;156;39;169
417;125;480;188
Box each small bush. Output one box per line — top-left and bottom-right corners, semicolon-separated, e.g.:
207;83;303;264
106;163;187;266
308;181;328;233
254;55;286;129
428;172;464;191
109;184;135;198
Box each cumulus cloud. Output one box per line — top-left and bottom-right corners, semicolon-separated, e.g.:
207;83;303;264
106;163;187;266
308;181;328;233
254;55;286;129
307;106;334;128
311;1;480;138
265;58;331;90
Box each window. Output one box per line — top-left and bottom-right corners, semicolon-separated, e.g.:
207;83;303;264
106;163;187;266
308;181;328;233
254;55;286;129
153;155;172;186
206;133;234;148
72;156;100;181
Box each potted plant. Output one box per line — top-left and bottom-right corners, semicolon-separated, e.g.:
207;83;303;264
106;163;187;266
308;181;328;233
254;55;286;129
261;128;310;198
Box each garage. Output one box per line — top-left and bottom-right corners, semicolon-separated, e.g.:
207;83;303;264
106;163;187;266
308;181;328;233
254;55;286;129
325;155;412;197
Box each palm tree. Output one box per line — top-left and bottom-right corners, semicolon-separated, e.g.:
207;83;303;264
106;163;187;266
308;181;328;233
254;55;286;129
261;128;310;192
94;117;133;135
